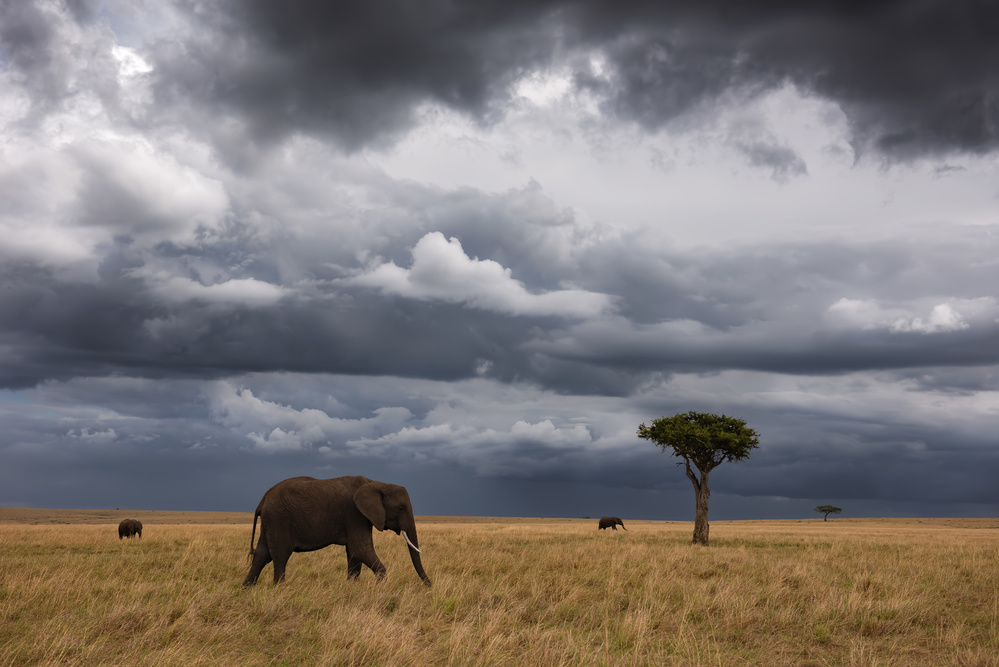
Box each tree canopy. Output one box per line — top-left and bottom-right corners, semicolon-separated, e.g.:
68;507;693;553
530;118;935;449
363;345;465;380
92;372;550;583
637;411;759;472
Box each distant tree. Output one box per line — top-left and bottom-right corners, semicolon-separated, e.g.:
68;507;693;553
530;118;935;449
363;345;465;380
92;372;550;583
637;411;759;546
815;505;842;521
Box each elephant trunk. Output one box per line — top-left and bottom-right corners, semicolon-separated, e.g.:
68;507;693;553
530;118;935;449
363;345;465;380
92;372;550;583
402;518;431;587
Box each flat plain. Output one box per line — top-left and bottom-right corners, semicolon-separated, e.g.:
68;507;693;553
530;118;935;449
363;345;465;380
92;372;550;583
1;509;997;666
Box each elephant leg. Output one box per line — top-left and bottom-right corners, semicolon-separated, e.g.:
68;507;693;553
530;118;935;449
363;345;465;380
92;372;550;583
270;545;292;584
345;546;363;581
349;537;387;580
363;554;387;579
243;534;273;587
611;525;617;530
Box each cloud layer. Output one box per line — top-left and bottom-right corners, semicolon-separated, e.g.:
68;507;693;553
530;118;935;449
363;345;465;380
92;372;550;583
1;0;997;518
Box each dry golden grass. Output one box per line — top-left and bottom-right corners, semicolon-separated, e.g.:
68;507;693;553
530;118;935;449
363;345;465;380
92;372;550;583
1;512;997;665
0;508;253;525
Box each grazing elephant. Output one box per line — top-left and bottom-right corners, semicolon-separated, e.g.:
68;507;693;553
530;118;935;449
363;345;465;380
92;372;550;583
118;518;142;539
598;516;627;531
242;475;431;587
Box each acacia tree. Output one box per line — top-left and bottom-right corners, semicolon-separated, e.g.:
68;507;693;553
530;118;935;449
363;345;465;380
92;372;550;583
637;411;759;546
815;505;842;521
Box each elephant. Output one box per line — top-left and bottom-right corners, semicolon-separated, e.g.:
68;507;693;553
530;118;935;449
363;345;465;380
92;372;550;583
598;516;627;531
242;475;431;587
118;518;142;539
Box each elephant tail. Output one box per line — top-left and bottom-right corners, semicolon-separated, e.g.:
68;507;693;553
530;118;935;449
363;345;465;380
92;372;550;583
248;507;261;560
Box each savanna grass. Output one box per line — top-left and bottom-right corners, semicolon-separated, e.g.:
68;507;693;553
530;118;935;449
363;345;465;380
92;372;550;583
1;516;997;665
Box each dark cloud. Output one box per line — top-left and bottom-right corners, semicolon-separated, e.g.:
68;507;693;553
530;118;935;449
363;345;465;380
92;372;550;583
0;1;64;106
151;0;563;154
64;0;103;23
725;420;999;507
4;187;999;395
3;1;999;519
895;367;999;395
6;371;996;518
736;141;808;181
570;1;999;160
150;0;999;160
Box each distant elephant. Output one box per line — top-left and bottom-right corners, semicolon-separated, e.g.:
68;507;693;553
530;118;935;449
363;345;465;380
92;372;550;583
118;518;142;539
242;475;431;587
598;516;627;531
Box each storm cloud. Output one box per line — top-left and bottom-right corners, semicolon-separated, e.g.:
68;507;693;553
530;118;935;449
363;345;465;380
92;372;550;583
1;0;997;519
135;0;999;159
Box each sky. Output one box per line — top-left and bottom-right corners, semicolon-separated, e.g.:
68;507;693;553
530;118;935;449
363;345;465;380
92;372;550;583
1;0;998;520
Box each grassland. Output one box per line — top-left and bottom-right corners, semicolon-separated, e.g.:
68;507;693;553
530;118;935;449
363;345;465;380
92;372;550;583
1;511;997;666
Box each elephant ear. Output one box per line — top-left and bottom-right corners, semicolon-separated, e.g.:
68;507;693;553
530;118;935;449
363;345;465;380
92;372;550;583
354;482;386;531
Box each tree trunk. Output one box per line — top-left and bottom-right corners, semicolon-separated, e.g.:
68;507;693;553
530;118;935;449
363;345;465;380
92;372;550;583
686;463;710;546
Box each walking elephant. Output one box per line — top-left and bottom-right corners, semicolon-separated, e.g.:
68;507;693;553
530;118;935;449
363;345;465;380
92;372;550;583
242;475;431;587
598;516;627;531
118;519;142;539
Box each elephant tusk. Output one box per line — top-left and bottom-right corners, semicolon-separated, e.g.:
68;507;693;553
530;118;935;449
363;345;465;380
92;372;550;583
401;530;421;553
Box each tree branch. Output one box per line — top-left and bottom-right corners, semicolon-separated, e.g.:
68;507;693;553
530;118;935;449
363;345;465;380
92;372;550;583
683;457;700;493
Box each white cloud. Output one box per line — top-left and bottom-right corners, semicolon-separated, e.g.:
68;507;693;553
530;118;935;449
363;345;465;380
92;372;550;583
247;427;304;452
513;68;574;107
351;232;614;318
139;273;289;306
70;137;229;242
346;417;597;474
0;134;229;273
826;298;988;334
825;298;886;329
66;428;118;445
889;303;969;334
111;44;153;78
510;419;593;446
207;382;414;452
